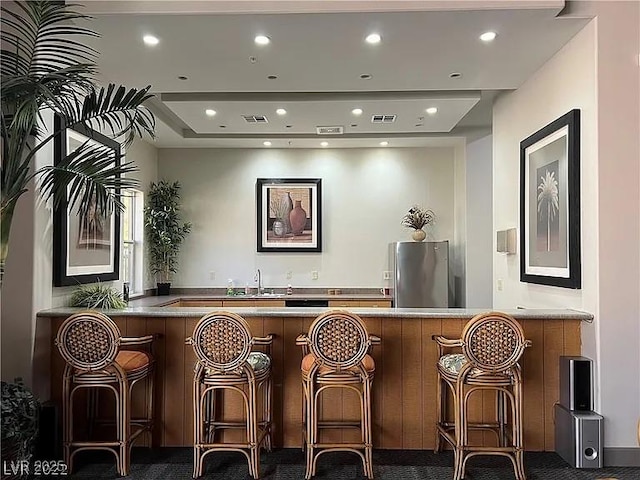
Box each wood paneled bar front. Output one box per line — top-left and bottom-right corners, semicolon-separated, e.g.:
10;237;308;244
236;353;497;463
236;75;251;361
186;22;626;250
37;305;591;451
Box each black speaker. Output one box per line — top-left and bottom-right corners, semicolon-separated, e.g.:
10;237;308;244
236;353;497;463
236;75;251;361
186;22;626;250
559;356;593;411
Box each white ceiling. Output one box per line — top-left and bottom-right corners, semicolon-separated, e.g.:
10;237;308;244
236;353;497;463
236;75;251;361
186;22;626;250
80;1;590;148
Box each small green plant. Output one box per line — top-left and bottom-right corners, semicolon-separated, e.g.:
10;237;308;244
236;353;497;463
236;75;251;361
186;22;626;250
1;379;39;462
145;181;192;284
69;282;127;309
401;205;435;230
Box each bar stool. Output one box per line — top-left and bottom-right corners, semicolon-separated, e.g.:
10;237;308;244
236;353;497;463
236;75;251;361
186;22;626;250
297;310;380;479
433;311;531;480
55;311;155;476
188;311;273;479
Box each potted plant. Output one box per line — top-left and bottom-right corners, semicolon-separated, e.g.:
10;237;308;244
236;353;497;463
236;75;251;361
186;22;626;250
1;379;39;476
69;282;128;309
0;1;155;282
401;205;435;241
145;181;192;295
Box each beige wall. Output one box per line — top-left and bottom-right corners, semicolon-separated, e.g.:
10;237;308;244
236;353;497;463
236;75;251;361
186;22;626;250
494;2;640;449
158;147;459;290
465;135;493;308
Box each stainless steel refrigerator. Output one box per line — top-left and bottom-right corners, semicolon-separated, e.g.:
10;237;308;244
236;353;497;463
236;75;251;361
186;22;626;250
389;241;449;308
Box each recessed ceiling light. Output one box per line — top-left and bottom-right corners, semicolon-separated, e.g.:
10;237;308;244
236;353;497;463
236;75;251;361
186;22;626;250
360;73;373;80
479;31;497;42
351;108;363;116
320;141;328;147
143;35;159;46
276;108;287;115
267;75;278;80
205;109;216;117
254;35;270;45
365;33;381;44
380;141;389;146
263;141;272;146
426;107;438;115
449;72;462;79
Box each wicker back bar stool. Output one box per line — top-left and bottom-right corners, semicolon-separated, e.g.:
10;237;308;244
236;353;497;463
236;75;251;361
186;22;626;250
55;311;155;476
297;311;380;479
187;311;273;479
433;311;532;480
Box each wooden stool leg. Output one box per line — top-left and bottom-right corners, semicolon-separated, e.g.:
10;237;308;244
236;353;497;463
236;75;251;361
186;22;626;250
147;367;155;445
453;383;465;480
193;379;202;479
497;389;507;447
304;381;315;480
434;374;445;453
363;379;374;479
264;375;273;452
118;378;130;477
248;381;259;480
301;381;307;452
62;371;73;473
513;382;526;480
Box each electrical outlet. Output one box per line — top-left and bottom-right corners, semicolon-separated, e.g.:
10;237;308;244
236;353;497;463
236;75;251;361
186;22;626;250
286;270;293;280
311;270;318;280
209;271;216;281
383;271;391;280
497;278;503;291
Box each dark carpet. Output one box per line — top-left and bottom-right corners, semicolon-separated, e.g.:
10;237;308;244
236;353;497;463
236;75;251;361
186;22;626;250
67;448;640;480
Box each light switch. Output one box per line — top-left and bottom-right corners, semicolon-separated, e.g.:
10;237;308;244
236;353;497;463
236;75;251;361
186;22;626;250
311;271;318;280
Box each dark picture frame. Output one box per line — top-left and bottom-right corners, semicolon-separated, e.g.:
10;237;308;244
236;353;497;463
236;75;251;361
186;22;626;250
256;178;322;252
520;109;581;288
53;115;121;286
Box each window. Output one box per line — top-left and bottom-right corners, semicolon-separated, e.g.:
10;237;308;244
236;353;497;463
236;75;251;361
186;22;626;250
122;189;144;296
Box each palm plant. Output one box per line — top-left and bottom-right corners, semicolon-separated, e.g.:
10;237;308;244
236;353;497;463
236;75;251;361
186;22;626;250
1;1;155;279
537;169;559;251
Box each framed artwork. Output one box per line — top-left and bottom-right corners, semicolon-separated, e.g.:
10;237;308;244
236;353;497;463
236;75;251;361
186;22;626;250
520;109;581;288
52;115;121;286
256;178;322;252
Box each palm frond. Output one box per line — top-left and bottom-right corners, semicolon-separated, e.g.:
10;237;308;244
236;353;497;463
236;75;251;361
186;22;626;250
39;141;140;216
0;1;97;78
69;84;156;146
0;0;156;272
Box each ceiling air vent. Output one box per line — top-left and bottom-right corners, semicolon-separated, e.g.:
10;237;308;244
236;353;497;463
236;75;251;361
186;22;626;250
316;126;344;135
242;115;269;123
371;114;396;124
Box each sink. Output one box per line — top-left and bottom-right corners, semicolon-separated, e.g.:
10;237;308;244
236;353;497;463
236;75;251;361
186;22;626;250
242;293;285;298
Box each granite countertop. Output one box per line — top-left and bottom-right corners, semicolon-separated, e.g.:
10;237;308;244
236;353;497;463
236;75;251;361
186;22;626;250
37;294;594;321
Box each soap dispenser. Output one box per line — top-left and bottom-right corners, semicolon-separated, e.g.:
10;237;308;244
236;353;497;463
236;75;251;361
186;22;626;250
226;279;234;296
287;284;293;295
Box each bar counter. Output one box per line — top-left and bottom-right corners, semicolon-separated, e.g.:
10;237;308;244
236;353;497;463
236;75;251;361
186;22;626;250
37;300;592;451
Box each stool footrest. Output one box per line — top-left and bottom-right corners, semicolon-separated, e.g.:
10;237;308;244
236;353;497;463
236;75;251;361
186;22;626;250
318;421;361;429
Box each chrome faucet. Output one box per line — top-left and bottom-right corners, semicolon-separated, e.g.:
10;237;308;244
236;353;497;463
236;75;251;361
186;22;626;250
254;269;263;295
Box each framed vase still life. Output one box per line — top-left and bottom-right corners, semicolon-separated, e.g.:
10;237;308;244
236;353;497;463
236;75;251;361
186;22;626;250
520;109;581;288
52;116;121;286
256;178;322;252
